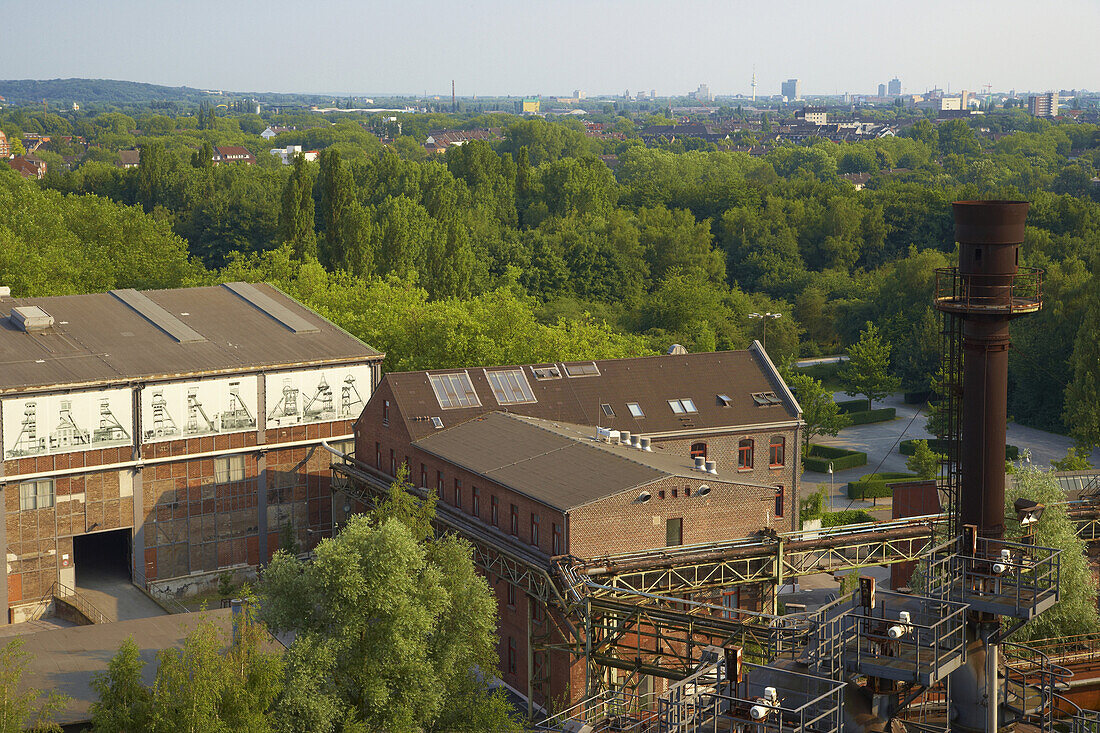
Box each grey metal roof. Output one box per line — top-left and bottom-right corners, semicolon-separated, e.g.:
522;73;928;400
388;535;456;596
0;283;382;393
413;411;774;512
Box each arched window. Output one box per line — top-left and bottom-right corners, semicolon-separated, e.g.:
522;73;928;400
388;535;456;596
769;436;786;468
690;442;708;460
738;439;754;470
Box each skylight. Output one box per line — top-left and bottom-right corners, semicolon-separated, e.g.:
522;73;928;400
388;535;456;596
668;398;698;414
485;368;537;405
752;391;783;406
429;372;481;409
627;402;645;418
563;362;600;377
431;416;444;429
717;394;732;407
601;403;615;417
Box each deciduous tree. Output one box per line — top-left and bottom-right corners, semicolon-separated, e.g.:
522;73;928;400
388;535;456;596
840;322;900;408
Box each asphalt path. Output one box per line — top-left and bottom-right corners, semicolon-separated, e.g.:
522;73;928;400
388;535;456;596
801;391;1100;514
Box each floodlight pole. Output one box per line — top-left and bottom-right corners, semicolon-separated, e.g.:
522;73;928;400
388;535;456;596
748;312;782;351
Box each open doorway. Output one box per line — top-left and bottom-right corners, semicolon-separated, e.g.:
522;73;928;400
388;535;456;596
73;528;131;586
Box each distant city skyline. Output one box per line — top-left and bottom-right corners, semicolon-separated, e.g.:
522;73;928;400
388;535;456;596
1;0;1096;99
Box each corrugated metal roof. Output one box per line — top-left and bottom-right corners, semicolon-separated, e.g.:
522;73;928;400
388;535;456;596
385;347;799;442
0;283;381;393
413;412;774;511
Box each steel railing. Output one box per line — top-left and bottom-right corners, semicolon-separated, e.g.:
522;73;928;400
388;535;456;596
50;582;113;625
933;267;1043;314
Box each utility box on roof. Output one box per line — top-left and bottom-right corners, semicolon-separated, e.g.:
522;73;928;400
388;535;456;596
10;306;54;332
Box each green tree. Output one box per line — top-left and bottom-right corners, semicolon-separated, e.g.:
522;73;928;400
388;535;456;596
89;638;154;732
277;155;317;261
905;439;945;479
839;322;900;408
136;140;170;213
1004;465;1100;642
190;140;214;169
259;473;521;733
1050;446;1093;471
0;639;67;733
316;149;357;270
1065;280;1100;448
785;371;851;454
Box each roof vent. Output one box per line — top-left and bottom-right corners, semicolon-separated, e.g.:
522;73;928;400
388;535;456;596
631;435;642;449
694;456;706;471
696;485;712;498
639;437;652;452
11;306;54;332
0;287;10;299
619;430;631;446
667;343;688;355
705;459;718;475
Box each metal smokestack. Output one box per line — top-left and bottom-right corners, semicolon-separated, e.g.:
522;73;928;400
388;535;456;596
934;201;1041;540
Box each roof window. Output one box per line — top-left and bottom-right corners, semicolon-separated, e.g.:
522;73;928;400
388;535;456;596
563;362;600;377
668;398;698;414
752;391;783;406
431;416;444;429
627;402;645;418
531;365;561;380
717;394;732;407
601;403;615;417
485;368;536;405
429;372;481;409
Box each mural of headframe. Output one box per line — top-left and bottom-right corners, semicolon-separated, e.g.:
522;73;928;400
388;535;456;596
2;388;134;460
264;364;372;429
140;375;259;444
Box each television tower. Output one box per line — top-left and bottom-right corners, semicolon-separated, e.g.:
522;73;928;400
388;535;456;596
751;66;757;102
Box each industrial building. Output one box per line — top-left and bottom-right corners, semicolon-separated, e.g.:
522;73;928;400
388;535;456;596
333;201;1100;730
1;282;382;622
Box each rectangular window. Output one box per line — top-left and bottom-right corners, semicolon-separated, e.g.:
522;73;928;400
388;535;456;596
472;487;480;518
510;504;518;536
507;636;517;674
19;479;54;511
382;399;390;425
454;478;462;508
389;449;396;476
491;496;499;527
738;440;754;470
421;464;427;488
531;365;561;380
214;455;245;483
770;437;786;468
668;398;698;414
562;362;600;377
552;523;562;555
627;402;644;418
485;368;537;405
507;583;516;607
666;518;683;547
437;470;444;493
531;513;540;547
375;442;381;470
428;372;481;409
722;588;741;620
775;485;785;518
600;403;615;417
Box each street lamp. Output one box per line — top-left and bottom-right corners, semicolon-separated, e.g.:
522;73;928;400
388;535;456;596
748;312;782;351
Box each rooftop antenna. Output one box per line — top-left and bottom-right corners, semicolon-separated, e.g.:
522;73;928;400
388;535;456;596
452;79;456;112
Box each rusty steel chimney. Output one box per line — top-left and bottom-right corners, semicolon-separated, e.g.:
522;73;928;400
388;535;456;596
934;201;1042;540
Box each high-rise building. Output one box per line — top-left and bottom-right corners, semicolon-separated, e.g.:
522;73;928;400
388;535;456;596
781;79;800;100
1027;92;1059;117
888;77;902;96
878;83;887;97
695;83;712;102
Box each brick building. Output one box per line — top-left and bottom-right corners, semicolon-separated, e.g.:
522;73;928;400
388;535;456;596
351;345;803;708
0;282;382;622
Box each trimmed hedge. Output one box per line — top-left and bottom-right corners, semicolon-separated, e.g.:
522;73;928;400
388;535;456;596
821;510;876;527
847;472;920;500
899;439;1018;460
836;398;871;414
846;408;896;425
804;444;867;473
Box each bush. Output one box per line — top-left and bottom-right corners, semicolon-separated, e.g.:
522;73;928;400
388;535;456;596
821;510;875;527
899;438;1018;459
846;408;896;425
846;472;920;500
799;485;828;526
796;361;844;390
804;444;867;473
836;398;871;414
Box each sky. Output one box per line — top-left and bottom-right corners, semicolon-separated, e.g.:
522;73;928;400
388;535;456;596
2;0;1097;98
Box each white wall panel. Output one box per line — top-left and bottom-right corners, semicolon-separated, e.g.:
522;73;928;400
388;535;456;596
3;388;133;460
140;375;258;444
264;364;372;429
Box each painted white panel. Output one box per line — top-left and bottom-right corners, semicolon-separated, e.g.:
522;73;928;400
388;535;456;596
2;388;133;460
140;375;258;444
264;364;373;429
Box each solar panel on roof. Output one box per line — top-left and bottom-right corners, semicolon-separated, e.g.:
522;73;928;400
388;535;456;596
109;289;207;344
222;282;320;334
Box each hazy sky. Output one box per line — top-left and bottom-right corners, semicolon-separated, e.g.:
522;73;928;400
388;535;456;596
2;0;1096;97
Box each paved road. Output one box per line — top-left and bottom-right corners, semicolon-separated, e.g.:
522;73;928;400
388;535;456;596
800;392;1100;514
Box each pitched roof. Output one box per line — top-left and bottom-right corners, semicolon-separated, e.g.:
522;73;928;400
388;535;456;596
0;282;381;393
378;345;800;442
413;412;775;511
118;149;140;167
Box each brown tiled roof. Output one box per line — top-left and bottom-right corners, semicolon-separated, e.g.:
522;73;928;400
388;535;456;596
378;346;800;443
118;149;140;167
413;412;774;511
